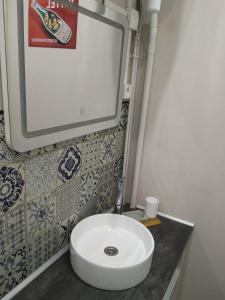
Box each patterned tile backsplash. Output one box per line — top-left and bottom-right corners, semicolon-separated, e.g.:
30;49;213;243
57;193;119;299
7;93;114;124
0;101;128;298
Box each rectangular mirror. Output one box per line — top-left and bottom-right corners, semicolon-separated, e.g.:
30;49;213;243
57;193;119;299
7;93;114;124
0;0;129;151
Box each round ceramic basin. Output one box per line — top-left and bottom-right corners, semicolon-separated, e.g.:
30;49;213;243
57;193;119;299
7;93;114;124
70;213;155;290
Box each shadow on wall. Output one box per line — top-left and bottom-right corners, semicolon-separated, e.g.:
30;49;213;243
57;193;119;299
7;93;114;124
125;0;188;204
140;1;225;299
137;0;191;210
141;1;192;298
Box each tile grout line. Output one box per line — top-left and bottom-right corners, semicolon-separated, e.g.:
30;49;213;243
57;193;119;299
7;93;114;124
0;111;128;297
1;245;70;300
1;206;116;300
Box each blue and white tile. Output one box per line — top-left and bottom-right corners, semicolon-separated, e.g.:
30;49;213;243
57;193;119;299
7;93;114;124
58;211;79;248
55;177;81;222
97;163;117;212
98;128;112;138
55;135;83;152
99;133;117;165
0;162;25;214
117;101;129;131
0;246;27;298
58;145;81;185
25;151;57;201
79;197;97;221
114;130;126;160
26;192;56;239
81;131;101;143
80;169;99;206
27;226;58;275
80;138;101;175
114;157;124;180
97;188;115;213
24;144;57;159
99;162;116;188
0;114;24;166
0;205;26;257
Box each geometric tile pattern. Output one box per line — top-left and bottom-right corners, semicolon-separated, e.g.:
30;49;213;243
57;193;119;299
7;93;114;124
0;114;23;166
117;101;129;131
99;162;117;191
27;226;58;275
114;130;126;161
0;205;26;256
25;151;57;200
0;101;127;297
97;162;117;213
55;178;80;222
81;139;101;174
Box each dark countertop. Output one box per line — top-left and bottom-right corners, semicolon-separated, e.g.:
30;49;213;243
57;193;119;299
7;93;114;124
13;215;193;300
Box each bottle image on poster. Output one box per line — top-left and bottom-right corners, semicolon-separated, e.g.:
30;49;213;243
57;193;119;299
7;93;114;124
29;0;78;49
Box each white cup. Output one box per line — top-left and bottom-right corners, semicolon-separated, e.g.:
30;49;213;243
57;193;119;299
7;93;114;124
144;197;159;219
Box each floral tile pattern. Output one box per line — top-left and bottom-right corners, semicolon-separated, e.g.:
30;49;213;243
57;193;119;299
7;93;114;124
97;191;112;213
55;178;80;222
25;152;57;200
58;146;81;184
100;133;116;165
0;106;127;297
80;169;99;206
58;211;79;248
0;114;23;166
0;163;25;213
27;226;58;275
27;193;56;238
0;205;26;256
0;247;27;298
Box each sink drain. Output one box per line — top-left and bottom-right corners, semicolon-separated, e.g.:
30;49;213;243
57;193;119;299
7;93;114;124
104;246;119;256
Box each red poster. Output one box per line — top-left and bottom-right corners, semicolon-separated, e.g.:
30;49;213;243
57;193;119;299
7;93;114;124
29;0;78;49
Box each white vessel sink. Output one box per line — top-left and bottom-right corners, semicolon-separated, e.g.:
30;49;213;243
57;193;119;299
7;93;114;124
70;213;155;290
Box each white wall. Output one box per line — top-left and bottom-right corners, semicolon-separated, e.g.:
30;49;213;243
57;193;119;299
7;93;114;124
136;0;225;299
